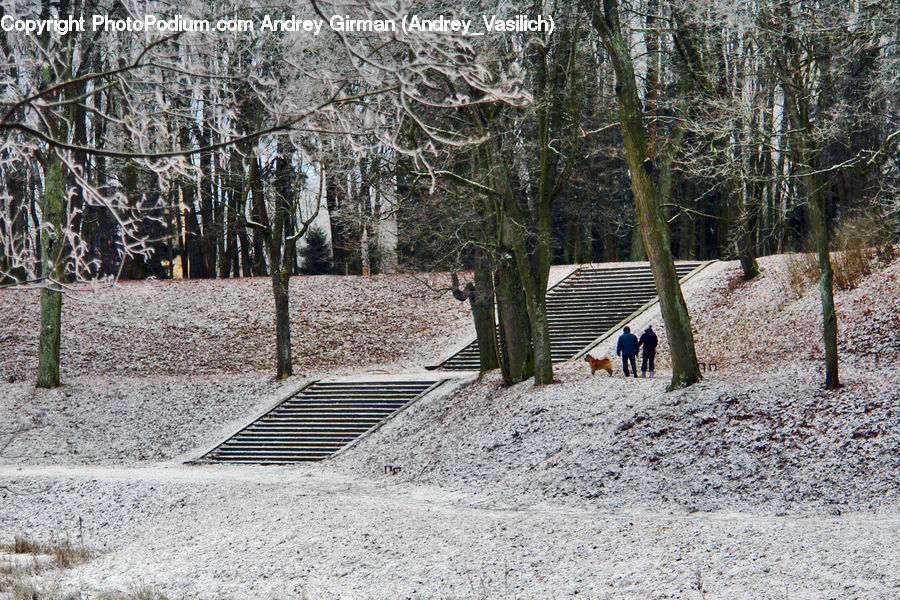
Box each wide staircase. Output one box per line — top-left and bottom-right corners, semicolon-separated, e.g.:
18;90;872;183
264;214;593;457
433;262;705;370
198;379;443;463
196;261;707;464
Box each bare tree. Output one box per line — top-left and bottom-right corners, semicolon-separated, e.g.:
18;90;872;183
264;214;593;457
582;0;703;389
1;0;530;383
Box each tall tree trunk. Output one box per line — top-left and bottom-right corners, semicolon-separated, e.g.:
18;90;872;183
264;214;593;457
809;174;838;388
239;228;252;277
738;188;760;280
774;1;840;389
452;253;500;376
629;224;646;260
586;0;702;389
198;130;215;278
36;157;64;388
325;168;347;274
173;188;186;278
602;230;618;262
269;138;297;378
119;160;144;279
250;157;268;276
183;187;204;278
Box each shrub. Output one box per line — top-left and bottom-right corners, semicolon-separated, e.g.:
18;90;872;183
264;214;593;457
12;533;46;555
832;244;872;291
4;533;93;569
784;211;897;296
52;537;93;569
784;252;819;297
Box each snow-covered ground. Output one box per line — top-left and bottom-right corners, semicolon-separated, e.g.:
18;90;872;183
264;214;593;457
0;372;298;465
1;257;898;598
3;463;899;600
0;273;473;379
336;364;900;516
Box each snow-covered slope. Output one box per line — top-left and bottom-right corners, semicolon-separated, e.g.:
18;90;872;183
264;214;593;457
0;273;473;379
1;256;898;598
334;255;900;514
0;272;473;465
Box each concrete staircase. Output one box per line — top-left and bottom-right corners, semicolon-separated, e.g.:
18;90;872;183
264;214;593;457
198;379;443;464
433;262;705;370
195;261;707;464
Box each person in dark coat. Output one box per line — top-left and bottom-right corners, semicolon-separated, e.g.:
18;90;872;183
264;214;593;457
638;325;658;378
616;326;639;378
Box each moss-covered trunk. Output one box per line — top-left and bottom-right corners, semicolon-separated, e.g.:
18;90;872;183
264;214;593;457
586;0;701;389
809;172;839;389
494;256;534;386
36;157;64;388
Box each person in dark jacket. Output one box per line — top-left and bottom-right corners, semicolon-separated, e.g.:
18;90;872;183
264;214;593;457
638;325;658;378
616;326;639;378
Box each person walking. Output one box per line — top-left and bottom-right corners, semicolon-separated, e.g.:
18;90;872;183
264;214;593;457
638;325;658;378
616;326;639;378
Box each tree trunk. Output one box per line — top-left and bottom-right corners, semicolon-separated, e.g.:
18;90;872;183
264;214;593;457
452;257;499;376
325;169;347;274
268;137;300;379
198;129;215;278
586;0;702;389
774;2;840;389
36;157;64;388
272;270;292;379
494;257;534;386
501;210;553;385
735;108;760;280
249;156;268;276
119;160;144;279
809;173;839;388
629;224;646;260
738;198;760;280
602;230;618;262
183;194;205;279
472;253;499;374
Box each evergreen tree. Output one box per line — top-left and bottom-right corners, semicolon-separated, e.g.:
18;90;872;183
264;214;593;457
299;226;333;275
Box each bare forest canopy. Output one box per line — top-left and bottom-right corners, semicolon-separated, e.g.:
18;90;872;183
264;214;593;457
0;0;897;283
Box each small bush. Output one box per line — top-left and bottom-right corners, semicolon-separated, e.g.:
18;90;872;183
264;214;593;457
874;242;897;266
0;555;42;578
9;582;83;600
783;236;896;296
784;252;819;297
12;534;47;555
831;213;899;289
97;585;171;600
1;578;167;600
52;538;93;570
832;244;872;291
3;534;93;569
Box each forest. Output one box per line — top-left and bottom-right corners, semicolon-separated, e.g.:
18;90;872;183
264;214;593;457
1;0;898;389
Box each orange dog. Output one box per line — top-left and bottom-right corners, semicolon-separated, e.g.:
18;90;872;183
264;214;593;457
585;354;613;376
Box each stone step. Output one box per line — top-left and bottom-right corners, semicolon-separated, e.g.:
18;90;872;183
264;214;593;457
434;262;704;370
197;379;443;464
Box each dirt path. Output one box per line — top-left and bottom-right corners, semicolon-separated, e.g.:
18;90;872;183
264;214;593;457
2;464;898;599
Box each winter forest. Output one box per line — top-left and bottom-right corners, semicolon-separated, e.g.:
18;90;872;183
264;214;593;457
1;0;899;389
3;1;900;597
